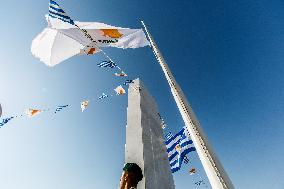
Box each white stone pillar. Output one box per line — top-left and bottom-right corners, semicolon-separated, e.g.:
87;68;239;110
125;79;175;189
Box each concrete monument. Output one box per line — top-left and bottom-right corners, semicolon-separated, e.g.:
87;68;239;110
125;79;175;189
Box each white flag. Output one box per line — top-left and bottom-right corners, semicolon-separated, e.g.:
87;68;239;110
31;15;150;67
25;109;41;117
81;100;89;112
114;85;126;95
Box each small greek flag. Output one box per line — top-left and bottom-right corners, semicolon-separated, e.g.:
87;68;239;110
123;80;134;85
99;93;108;99
97;61;117;68
49;0;75;25
0;117;15;128
165;127;196;173
195;180;205;186
54;105;69;113
183;155;189;164
165;132;173;140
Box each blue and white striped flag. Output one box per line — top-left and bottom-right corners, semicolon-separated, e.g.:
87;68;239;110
165;132;173;140
165;127;196;173
49;0;75;25
123;80;134;85
98;93;108;99
97;61;117;68
54;105;69;113
0;117;15;128
195;180;205;186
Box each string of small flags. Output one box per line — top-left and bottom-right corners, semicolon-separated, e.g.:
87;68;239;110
0;77;140;129
96;59;140;92
0;53;139;127
0;44;141;128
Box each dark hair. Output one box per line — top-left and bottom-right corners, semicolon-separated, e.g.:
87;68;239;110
123;163;143;182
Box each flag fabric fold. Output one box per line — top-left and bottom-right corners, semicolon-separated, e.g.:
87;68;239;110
165;127;196;173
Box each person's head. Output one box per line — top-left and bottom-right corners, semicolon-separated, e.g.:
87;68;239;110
119;163;143;189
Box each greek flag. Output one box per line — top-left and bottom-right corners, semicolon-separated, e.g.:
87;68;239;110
123;80;134;85
98;93;108;99
54;105;69;113
195;180;205;186
165;127;196;173
0;117;15;128
97;61;117;68
49;0;75;25
183;155;189;164
165;132;173;140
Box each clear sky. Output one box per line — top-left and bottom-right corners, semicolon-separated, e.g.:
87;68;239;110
0;0;284;188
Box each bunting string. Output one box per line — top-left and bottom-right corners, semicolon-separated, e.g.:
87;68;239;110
0;75;140;128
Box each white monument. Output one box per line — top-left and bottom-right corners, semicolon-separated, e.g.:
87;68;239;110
125;79;175;189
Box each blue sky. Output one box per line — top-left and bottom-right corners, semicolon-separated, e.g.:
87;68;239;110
0;0;284;188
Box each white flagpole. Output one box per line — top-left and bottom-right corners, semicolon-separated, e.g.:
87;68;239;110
141;21;235;189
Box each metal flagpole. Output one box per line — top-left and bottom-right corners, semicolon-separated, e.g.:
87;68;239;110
141;21;235;189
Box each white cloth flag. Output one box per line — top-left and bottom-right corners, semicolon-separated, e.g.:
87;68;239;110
31;16;150;67
25;109;41;117
81;100;89;112
114;85;126;95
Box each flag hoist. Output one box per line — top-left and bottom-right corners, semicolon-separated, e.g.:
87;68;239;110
141;21;235;189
